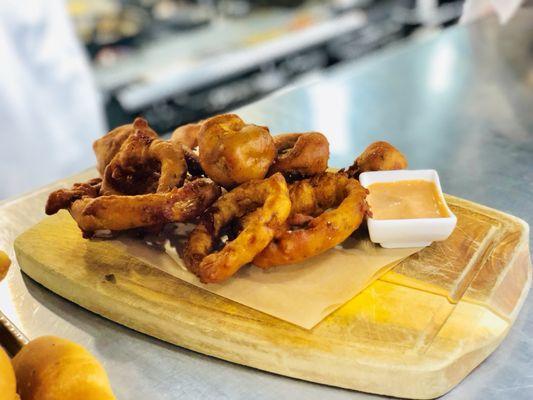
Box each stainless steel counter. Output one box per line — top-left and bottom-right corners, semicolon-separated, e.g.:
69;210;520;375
1;12;532;400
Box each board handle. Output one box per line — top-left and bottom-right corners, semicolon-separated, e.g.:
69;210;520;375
0;311;29;357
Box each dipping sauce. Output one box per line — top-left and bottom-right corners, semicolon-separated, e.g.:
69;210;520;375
367;180;449;220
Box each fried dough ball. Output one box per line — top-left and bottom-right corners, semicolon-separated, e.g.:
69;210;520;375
345;141;407;178
101;118;187;195
197;114;276;188
253;172;368;268
93;120;158;176
183;173;291;283
268;132;330;179
46;178;220;237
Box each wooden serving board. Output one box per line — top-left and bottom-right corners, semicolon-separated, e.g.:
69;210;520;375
14;195;531;399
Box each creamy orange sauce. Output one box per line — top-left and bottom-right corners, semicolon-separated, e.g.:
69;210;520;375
367;180;449;220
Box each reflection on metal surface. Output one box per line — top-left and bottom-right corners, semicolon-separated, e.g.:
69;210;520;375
308;82;350;154
428;40;457;93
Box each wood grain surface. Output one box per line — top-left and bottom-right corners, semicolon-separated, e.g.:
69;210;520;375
14;195;531;399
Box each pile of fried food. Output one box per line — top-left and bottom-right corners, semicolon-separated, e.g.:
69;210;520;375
46;114;407;283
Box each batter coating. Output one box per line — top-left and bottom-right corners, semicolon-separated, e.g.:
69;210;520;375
93;120;158;176
197;114;276;188
269;132;329;179
345;141;407;178
45;178;102;215
101;118;187;195
183;173;291;283
253;173;368;268
171;120;203;149
47;178;220;237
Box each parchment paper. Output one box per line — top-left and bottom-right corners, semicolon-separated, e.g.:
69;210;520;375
119;234;421;329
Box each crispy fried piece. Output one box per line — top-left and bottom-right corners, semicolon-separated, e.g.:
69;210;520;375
345;141;407;178
45;178;102;215
253;172;368;268
268;132;330;179
170;125;205;176
101;118;187;195
93;121;158;176
49;178;220;237
183;173;291;283
182;145;205;177
171;120;203;149
197;114;276;188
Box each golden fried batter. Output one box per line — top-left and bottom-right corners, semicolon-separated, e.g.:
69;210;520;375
93;121;158;176
47;178;220;237
101;118;187;195
48;112;410;282
170;119;205;176
181;145;205;177
253;173;368;268
183;173;291;283
345;141;407;178
45;178;102;215
171;120;203;149
197;114;276;188
269;132;329;179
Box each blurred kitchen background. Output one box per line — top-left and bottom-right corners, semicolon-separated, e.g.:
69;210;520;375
1;0;479;200
72;0;465;134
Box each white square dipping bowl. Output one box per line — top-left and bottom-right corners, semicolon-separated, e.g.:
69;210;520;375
359;169;457;249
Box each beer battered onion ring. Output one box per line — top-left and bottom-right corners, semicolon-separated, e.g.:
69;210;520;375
183;173;291;283
101;118;187;195
171;120;203;149
197;114;276;188
253;173;368;268
181;145;205;177
93;121;158;176
345;141;407;178
46;178;221;237
269;132;329;179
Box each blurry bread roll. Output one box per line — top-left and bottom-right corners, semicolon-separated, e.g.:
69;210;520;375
12;336;116;400
0;250;11;281
0;347;18;400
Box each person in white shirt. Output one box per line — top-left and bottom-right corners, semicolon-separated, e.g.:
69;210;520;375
0;0;106;199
